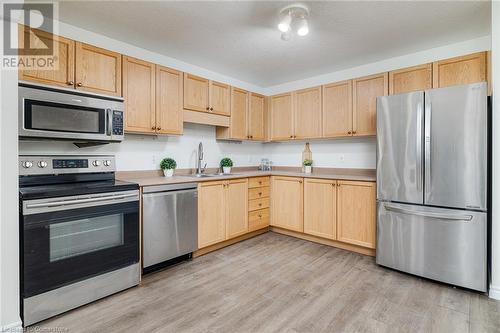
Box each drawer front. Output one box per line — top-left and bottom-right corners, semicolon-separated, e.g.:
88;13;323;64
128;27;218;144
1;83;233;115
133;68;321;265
248;186;270;200
249;197;270;211
248;177;270;188
249;208;269;231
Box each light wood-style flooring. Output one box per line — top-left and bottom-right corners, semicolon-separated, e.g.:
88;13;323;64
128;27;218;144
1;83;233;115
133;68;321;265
36;232;500;332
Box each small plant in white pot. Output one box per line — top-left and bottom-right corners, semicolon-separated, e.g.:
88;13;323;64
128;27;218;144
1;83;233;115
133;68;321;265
303;159;313;174
160;157;177;177
220;157;233;174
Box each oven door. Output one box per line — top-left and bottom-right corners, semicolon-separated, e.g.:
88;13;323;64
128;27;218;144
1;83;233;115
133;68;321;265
21;190;139;298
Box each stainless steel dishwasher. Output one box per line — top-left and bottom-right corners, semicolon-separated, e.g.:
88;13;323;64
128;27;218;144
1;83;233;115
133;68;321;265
142;183;198;272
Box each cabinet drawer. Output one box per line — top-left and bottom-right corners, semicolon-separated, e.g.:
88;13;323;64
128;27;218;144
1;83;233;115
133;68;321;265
248;177;270;188
248;186;270;200
249;197;270;211
249;208;269;231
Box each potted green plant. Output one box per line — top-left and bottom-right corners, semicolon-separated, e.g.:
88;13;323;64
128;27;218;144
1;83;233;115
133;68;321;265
220;157;233;174
303;159;313;174
160;157;177;177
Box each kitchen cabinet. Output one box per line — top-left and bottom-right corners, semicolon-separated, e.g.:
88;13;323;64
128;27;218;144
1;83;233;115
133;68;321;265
226;179;249;239
18;25;75;88
123;56;156;134
248;93;266;140
433;52;487;89
303;178;337;240
183;73;230;116
270;176;303;232
156;65;183;135
198;181;226;248
216;87;248;140
248;176;270;232
352;73;388;136
294;86;322;139
75;42;122;96
270;93;294;140
389;63;432;95
322;80;353;137
337;180;376;249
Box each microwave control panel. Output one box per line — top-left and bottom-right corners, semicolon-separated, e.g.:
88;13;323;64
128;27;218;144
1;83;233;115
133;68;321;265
112;111;124;136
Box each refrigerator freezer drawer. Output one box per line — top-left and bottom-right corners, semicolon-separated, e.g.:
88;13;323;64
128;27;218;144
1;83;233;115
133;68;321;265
376;201;487;292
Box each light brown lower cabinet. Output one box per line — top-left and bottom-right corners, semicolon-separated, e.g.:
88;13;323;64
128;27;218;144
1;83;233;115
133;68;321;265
198;179;248;248
337;180;376;249
303;178;337;240
270;176;304;232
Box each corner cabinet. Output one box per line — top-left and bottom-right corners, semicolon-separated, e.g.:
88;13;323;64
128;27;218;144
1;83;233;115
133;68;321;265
270;176;303;232
337;180;376;249
352;73;388;136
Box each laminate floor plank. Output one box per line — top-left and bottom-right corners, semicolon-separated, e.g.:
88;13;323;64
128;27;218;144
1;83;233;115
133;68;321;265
33;232;499;333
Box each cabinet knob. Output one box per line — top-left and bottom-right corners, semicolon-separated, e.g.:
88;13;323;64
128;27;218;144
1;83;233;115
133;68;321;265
299;180;303;184
67;81;74;86
348;131;352;135
210;107;214;111
157;127;161;131
206;107;210;111
290;135;293;138
250;135;253;139
258;215;262;218
258;192;262;196
352;131;357;134
258;181;262;185
76;82;83;87
259;203;262;207
152;126;156;130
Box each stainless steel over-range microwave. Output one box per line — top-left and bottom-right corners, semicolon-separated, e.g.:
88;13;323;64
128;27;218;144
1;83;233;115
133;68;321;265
18;82;125;142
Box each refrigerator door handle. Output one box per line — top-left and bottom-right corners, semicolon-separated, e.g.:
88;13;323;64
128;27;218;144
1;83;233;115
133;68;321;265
383;203;473;221
416;101;423;191
424;97;432;192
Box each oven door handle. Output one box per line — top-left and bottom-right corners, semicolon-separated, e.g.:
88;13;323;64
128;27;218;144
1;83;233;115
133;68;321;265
26;193;138;209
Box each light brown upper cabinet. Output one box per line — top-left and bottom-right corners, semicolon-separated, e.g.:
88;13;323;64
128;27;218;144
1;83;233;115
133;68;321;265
216;87;248;140
270;176;304;232
18;25;75;88
322;80;353;137
433;52;487;89
352;73;388;136
74;42;122;96
122;56;156;134
18;26;122;96
337;181;376;249
270;93;294;140
155;65;183;135
248;93;266;140
294;86;322;139
303;178;337;240
183;73;230;115
389;63;432;95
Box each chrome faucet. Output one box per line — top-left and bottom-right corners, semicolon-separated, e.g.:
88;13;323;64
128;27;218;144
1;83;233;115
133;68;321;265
196;142;206;175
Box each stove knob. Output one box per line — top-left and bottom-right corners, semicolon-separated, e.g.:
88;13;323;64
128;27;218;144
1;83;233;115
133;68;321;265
103;160;111;167
37;161;48;168
22;161;33;168
92;160;101;167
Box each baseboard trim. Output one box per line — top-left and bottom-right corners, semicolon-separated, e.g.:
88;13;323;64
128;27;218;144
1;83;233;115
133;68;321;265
193;227;269;257
489;284;500;300
270;227;376;257
1;320;23;332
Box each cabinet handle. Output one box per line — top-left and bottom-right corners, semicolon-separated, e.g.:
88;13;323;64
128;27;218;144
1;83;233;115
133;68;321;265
210;107;213;111
258;181;262;185
348;131;352;135
289;135;293;138
299;180;303;184
76;82;83;87
206;107;210;111
157;127;161;131
67;81;74;86
258;192;262;196
250;135;253;139
151;126;156;130
259;203;262;207
352;131;357;134
258;215;262;218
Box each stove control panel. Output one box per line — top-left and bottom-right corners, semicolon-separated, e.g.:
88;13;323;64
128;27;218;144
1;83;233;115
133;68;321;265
19;155;116;176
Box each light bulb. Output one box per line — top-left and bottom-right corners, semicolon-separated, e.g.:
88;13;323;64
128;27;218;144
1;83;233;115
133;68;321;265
297;18;309;36
278;12;292;32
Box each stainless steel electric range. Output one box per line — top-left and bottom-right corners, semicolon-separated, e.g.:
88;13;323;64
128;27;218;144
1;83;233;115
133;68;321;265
19;155;140;326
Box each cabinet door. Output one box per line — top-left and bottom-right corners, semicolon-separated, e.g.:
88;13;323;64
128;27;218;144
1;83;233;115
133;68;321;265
270;176;303;232
184;73;209;112
304;179;336;240
230;87;249;140
353;73;388;136
248;93;265;140
433;52;487;89
322;80;352;137
75;42;122;96
337;181;376;249
389;63;432;95
18;25;75;88
294;86;322;139
210;81;231;116
123;57;156;133
270;93;294;140
156;65;183;135
198;181;226;248
226;179;249;239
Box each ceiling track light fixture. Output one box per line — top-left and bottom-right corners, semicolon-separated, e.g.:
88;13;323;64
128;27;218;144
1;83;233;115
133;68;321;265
277;4;310;41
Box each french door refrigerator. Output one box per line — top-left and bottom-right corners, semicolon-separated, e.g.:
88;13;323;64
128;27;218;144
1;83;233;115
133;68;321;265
376;82;488;292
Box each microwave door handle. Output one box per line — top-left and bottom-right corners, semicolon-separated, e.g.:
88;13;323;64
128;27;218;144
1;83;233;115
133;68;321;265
106;108;112;136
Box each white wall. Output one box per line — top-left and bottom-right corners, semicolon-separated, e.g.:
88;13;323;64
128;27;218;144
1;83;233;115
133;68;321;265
489;1;500;300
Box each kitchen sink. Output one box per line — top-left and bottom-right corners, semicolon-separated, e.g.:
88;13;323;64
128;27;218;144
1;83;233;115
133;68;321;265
176;173;242;178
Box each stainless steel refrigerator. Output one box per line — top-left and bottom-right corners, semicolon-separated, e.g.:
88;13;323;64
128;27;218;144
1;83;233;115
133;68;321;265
376;82;488;292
